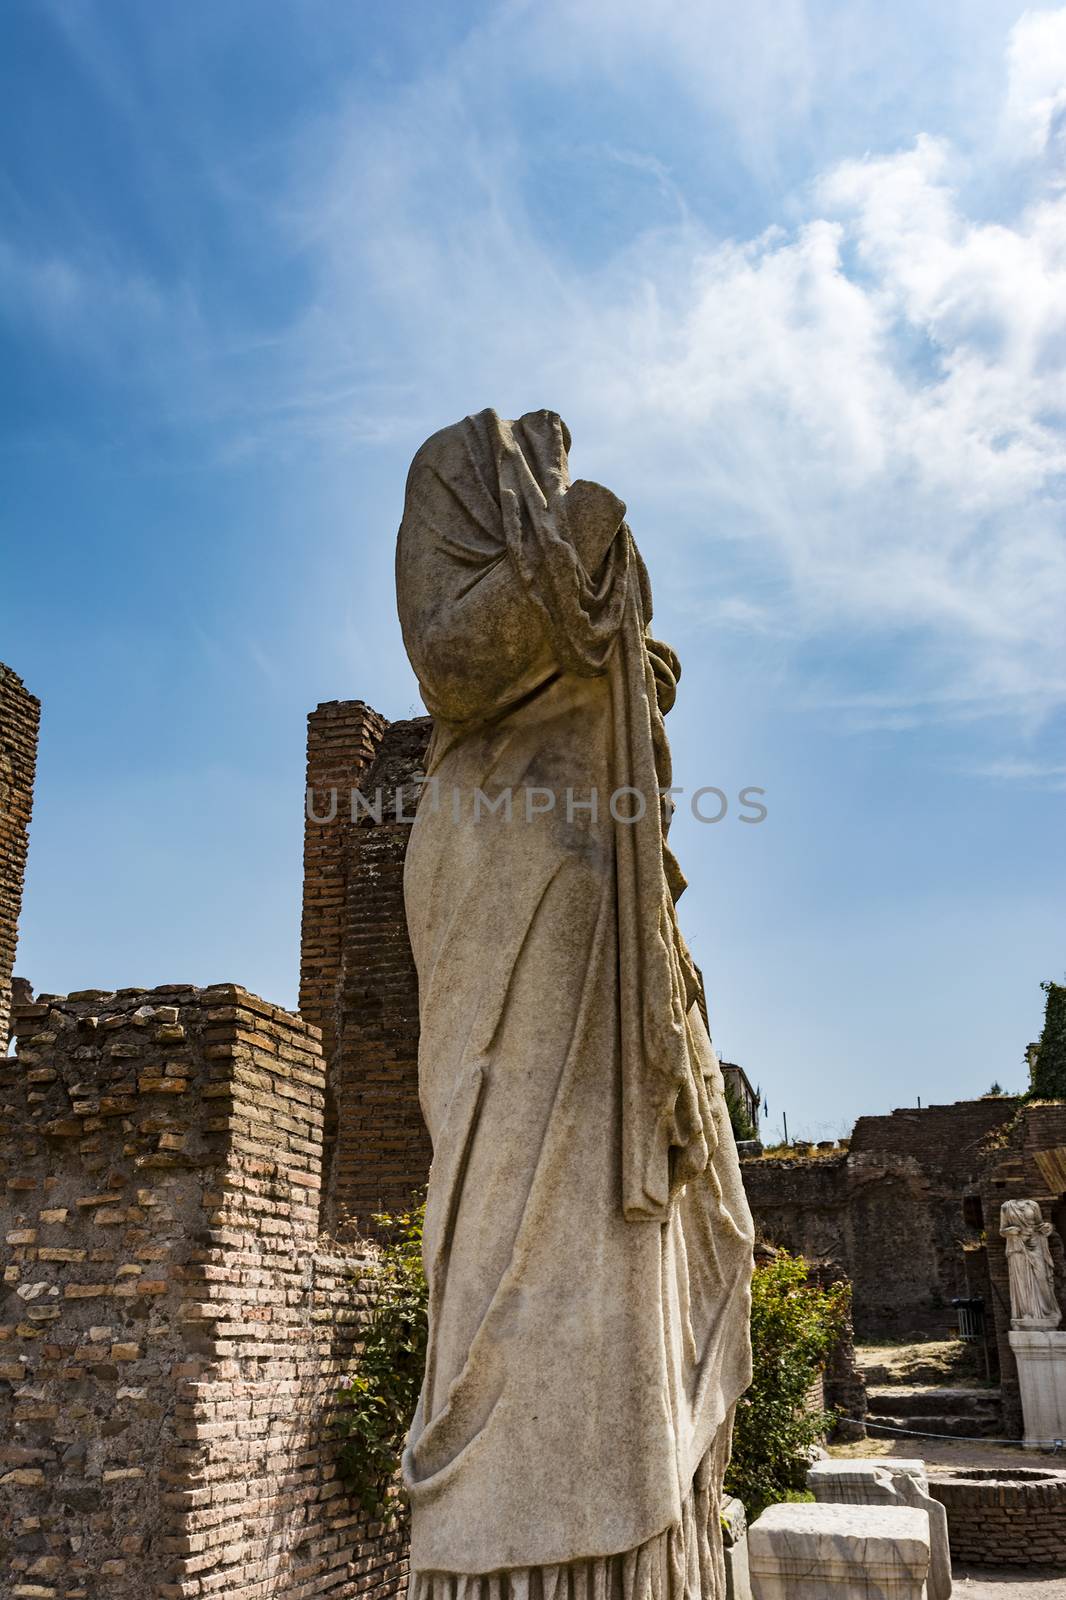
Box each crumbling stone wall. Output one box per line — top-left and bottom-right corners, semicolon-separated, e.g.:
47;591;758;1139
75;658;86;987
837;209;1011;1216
0;664;40;1048
1;985;407;1600
302;703;432;1235
742;1099;1019;1340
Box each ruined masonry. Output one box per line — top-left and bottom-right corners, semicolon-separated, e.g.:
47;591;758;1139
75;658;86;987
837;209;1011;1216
0;665;39;1049
1;984;407;1599
300;702;431;1236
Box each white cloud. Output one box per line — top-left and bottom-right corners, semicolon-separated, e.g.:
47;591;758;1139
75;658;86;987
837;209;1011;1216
1004;6;1066;158
281;7;1066;729
8;2;1065;735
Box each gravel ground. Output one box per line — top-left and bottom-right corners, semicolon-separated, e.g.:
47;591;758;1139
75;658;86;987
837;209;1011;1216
829;1433;1066;1473
951;1571;1065;1597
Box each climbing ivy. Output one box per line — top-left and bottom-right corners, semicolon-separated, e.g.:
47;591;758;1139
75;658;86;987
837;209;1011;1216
1028;980;1066;1101
335;1203;427;1521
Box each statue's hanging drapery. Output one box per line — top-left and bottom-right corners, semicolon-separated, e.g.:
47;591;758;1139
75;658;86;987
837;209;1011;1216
396;409;754;1599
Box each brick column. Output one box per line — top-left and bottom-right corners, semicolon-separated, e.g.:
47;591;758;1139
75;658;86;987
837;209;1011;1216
0;664;40;1047
300;700;387;1066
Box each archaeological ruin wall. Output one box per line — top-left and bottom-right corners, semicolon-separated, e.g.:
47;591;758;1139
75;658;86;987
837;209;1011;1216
0;984;408;1600
0;664;40;1048
742;1098;1020;1340
301;703;432;1236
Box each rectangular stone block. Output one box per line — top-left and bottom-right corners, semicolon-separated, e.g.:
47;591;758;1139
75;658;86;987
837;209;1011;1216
749;1502;930;1600
808;1457;951;1600
1009;1329;1066;1448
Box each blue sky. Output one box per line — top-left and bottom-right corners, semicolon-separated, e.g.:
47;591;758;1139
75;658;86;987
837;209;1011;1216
3;1;1065;1137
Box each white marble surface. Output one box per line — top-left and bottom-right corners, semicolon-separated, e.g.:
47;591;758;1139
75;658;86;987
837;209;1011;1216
1009;1328;1066;1448
1001;1200;1061;1330
808;1457;951;1600
397;409;755;1587
749;1501;931;1600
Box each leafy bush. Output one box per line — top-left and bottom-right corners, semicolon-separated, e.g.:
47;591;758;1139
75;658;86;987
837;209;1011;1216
335;1203;427;1519
725;1251;849;1518
1029;980;1066;1101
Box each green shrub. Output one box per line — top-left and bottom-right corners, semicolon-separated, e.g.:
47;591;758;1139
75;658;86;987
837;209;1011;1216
1029;981;1066;1101
335;1203;427;1520
725;1252;849;1519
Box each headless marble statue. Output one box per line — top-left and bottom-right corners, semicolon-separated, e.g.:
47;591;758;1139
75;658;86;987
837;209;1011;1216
1001;1199;1061;1330
396;410;754;1599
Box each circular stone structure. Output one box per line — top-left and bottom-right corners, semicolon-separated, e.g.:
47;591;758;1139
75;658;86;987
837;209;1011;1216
929;1466;1066;1568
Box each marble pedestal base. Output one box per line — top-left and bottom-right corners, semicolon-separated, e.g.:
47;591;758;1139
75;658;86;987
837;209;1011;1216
1010;1329;1066;1448
749;1502;930;1600
808;1457;951;1600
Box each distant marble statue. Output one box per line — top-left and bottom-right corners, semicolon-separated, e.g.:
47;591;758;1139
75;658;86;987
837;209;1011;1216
396;410;754;1598
1001;1199;1061;1330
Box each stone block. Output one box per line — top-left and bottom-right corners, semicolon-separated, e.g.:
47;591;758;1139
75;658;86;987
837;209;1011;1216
749;1502;930;1600
808;1456;951;1599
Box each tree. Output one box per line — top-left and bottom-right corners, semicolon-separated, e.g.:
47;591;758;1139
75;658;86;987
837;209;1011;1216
724;1081;757;1142
1029;981;1066;1101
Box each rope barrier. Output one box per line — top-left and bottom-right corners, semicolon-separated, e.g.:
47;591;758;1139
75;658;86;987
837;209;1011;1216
839;1415;1064;1452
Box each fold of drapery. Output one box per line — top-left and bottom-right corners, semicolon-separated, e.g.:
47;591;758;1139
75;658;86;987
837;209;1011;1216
396;407;754;1582
408;1427;733;1600
399;406;714;1222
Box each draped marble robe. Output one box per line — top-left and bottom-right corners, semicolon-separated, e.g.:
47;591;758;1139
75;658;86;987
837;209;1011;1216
396;410;754;1599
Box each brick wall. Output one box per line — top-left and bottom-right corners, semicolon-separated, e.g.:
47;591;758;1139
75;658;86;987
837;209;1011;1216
741;1099;1018;1340
1;985;407;1600
929;1468;1066;1567
0;664;40;1048
301;705;432;1237
301;701;388;1073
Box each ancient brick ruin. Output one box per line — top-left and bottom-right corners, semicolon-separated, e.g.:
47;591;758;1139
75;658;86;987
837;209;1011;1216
0;664;39;1049
0;683;427;1599
740;1098;1023;1341
300;703;431;1235
1;984;407;1599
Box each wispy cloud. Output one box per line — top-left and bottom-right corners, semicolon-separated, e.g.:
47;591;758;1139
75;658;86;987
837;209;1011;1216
6;3;1065;741
273;6;1066;731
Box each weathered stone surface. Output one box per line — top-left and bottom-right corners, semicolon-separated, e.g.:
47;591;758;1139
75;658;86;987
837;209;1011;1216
722;1496;752;1600
748;1502;931;1599
396;409;754;1590
1008;1329;1066;1449
1001;1199;1061;1330
808;1457;951;1600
